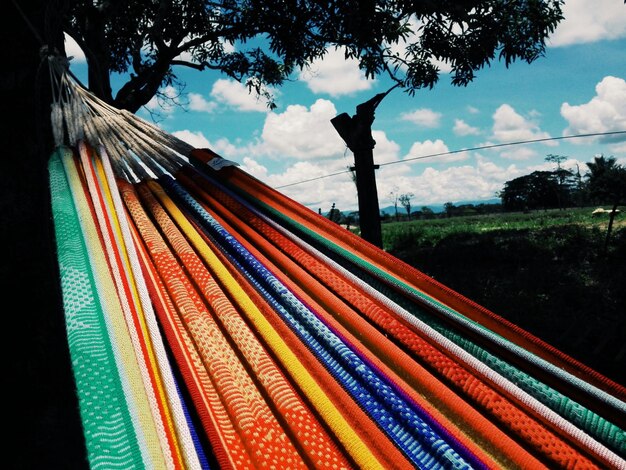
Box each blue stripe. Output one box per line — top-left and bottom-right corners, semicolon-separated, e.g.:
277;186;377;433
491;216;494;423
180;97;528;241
160;175;475;470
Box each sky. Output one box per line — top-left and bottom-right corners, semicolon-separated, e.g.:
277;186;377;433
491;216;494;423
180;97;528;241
65;0;626;214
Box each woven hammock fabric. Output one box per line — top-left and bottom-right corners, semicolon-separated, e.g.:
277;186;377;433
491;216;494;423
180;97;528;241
47;66;626;470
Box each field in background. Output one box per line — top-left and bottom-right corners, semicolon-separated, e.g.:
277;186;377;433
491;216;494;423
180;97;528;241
383;206;626;386
383;207;624;249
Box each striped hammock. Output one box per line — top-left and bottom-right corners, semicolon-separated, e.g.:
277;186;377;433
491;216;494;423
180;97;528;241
48;64;626;470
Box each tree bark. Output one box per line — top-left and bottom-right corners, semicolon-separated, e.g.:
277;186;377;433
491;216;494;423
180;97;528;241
83;5;114;103
353;145;383;248
1;2;88;467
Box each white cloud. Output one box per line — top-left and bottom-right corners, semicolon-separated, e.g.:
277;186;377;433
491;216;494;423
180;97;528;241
257;99;345;159
405;139;446;159
400;108;442;128
453;119;480;136
436;155;520;201
388;16;419;59
549;0;626;47
561;76;626;142
64;33;86;63
171;131;242;160
173;98;353;163
486;104;558;159
210;78;273;112
223;143;534;211
388;16;453;74
378;155;516;206
405;139;469;164
374;150;544;209
239;156;270;181
172;130;211;148
204;137;243;159
220;39;236;54
371;130;401;164
299;47;375;96
432;58;453;74
188;93;218;113
225;127;401;211
467;106;480;115
175;36;236;63
243;156;359;212
212;126;401;211
498;147;540;161
490;104;553;144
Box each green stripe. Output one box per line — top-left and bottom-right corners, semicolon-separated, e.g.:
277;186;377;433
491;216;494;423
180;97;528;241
49;148;144;469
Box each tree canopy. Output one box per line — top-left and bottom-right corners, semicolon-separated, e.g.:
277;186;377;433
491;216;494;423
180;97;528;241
499;155;626;213
63;0;564;112
585;155;626;250
586;155;626;207
500;170;563;211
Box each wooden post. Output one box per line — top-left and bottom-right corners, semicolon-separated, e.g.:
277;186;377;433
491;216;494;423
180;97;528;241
331;86;397;248
351;136;382;248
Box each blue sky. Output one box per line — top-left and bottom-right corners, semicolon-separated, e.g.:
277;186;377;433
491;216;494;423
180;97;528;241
66;0;626;213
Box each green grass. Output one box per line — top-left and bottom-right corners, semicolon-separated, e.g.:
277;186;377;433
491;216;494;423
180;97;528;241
382;207;621;250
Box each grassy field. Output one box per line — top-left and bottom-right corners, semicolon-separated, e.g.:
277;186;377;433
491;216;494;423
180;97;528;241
383;207;625;250
383;206;626;386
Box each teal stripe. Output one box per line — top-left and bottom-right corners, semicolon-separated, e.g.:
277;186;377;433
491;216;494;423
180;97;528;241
49;148;144;469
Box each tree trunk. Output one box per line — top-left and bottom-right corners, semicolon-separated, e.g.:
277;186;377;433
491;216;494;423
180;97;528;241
83;6;114;103
1;2;87;467
353;145;383;247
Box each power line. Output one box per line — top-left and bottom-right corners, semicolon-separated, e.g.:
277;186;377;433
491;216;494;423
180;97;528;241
276;169;354;188
383;130;626;167
275;130;626;189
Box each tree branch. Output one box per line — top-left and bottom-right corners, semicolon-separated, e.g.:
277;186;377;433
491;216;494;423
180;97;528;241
170;59;222;71
175;30;234;54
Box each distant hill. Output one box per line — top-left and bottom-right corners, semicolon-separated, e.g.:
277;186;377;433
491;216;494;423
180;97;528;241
380;198;501;215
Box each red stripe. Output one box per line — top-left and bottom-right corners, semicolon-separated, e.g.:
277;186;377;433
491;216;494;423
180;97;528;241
135;181;308;469
141;180;353;469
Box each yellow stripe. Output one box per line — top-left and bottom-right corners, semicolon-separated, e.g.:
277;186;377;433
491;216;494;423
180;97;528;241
149;180;384;470
62;150;168;469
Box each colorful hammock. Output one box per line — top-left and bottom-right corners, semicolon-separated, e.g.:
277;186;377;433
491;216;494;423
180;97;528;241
47;64;626;469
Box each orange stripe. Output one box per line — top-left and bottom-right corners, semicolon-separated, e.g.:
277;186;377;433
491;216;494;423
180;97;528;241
120;181;252;469
129;220;230;469
184;213;408;470
193;170;611;469
134;181;308;469
143;179;353;469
